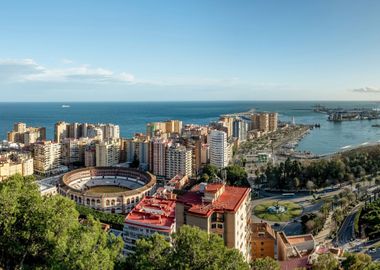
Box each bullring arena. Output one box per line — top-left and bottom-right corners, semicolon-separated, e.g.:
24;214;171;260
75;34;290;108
58;167;156;214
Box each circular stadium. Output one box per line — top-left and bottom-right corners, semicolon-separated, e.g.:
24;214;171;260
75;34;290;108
58;167;156;214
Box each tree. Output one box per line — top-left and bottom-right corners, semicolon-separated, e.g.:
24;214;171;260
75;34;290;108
202;164;218;178
225;165;249;187
340;197;349;210
200;173;210;183
305;220;315;233
361;199;380;239
312;253;339;270
292;177;300;191
332;208;344;227
127;234;171;270
0;174;123;269
306;180;315;194
342;253;380;270
129;225;250;270
251;257;280;270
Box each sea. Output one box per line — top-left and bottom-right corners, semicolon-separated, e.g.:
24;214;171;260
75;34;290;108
1;101;380;155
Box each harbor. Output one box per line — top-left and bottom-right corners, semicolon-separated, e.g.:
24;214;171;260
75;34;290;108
313;104;380;122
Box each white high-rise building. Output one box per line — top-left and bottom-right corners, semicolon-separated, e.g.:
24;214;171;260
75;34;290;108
165;144;192;179
209;130;229;169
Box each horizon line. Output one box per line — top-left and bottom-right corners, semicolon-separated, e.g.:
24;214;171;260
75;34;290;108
0;99;379;103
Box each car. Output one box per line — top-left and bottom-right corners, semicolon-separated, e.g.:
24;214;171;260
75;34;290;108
369;248;376;253
273;223;280;227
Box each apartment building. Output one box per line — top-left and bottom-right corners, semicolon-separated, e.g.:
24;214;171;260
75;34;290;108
251;113;278;133
150;137;172;177
165;144;192;179
176;183;251;260
146;120;183;138
54;121;120;142
251;222;276;260
8;122;46;145
165;120;183;134
209;129;229;169
96;140;120;166
33;141;63;175
219;116;234;138
61;137;94;166
0;152;33;181
268;112;278;132
233;118;248;142
201;143;209;164
126;136;150;170
84;144;96;167
123;196;176;254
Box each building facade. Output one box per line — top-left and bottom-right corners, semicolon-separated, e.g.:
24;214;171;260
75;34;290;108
165;144;192;179
96;140;120;166
209;129;229;169
150;137;171;177
8;122;46;145
233;118;248;142
0;152;33;181
123;196;176;254
176;183;251;261
251;222;276;260
33;141;63;175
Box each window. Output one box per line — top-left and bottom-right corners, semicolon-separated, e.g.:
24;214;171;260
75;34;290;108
211;224;217;229
217;224;223;229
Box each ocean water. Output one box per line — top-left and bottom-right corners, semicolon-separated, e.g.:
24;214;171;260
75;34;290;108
0;101;380;155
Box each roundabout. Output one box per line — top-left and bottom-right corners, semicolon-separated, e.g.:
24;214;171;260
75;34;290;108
253;200;302;222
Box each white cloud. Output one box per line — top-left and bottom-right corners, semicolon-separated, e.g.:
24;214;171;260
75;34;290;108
352;86;380;93
0;58;135;83
61;58;74;64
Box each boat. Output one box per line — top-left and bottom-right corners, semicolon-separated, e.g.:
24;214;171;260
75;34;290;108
372;124;380;128
62;105;70;108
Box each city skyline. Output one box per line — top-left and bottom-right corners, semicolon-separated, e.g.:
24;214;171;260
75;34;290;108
1;0;380;101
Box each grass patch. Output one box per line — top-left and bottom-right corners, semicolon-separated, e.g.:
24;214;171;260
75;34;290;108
253;200;302;222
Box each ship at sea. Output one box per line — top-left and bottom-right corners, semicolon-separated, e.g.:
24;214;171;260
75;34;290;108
61;105;70;108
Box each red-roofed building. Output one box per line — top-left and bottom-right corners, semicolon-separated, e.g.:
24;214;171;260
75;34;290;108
176;183;251;260
123;196;176;254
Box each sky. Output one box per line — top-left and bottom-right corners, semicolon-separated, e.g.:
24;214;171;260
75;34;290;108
1;0;380;101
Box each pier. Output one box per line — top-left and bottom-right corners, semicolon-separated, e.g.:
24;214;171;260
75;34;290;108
313;105;380;122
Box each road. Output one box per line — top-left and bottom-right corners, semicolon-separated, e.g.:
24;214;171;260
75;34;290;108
334;204;363;247
251;188;345;235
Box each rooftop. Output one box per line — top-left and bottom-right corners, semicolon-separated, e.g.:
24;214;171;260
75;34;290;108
280;256;309;270
251;222;276;240
287;235;314;245
177;183;250;217
125;196;176;232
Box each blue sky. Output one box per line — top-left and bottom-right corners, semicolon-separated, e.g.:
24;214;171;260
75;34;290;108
1;0;380;101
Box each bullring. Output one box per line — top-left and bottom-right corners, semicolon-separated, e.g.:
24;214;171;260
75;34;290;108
58;167;156;214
